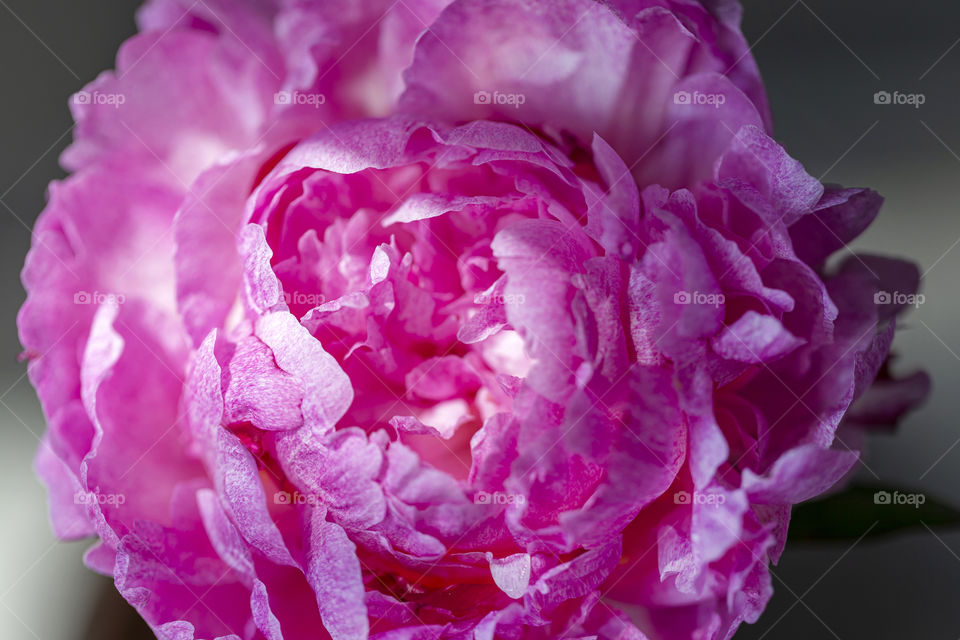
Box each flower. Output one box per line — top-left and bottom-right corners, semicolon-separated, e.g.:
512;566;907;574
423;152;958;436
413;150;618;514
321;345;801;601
19;1;927;639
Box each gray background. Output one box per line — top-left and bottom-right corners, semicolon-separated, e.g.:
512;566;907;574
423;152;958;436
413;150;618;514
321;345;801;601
0;1;957;638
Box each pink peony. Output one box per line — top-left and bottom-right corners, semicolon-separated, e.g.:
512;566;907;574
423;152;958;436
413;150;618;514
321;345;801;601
19;1;927;639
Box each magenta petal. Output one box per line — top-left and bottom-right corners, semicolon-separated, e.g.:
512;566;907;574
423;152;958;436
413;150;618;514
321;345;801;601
255;312;353;435
742;445;859;504
175;155;263;345
716;125;824;227
34;439;95;540
63;30;276;187
215;431;297;567
488;552;531;599
710;311;804;363
223;336;305;431
306;513;369;640
790;187;883;267
491;219;595;401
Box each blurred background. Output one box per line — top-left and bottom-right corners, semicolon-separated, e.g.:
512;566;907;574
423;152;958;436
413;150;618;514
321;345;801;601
0;1;957;638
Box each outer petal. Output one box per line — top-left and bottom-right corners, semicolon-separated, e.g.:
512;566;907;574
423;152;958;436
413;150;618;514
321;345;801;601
400;0;770;187
63;30;278;188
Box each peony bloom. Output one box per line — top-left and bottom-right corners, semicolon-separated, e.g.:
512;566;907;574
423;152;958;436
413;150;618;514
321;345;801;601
19;1;927;639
